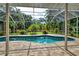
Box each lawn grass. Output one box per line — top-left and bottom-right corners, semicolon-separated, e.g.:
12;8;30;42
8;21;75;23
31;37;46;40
10;32;46;35
27;32;43;35
10;31;60;35
10;31;79;38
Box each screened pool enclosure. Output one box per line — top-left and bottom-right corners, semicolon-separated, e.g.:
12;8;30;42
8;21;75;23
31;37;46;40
0;3;79;56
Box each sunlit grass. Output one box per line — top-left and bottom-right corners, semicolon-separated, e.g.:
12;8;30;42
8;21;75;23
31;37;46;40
9;31;79;38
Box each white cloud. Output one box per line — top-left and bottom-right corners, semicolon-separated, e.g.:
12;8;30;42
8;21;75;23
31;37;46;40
16;7;47;19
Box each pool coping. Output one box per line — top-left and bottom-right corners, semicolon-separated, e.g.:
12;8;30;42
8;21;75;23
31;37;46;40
0;34;78;39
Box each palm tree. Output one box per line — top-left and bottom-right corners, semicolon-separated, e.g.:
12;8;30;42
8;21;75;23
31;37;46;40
45;9;62;34
68;17;78;36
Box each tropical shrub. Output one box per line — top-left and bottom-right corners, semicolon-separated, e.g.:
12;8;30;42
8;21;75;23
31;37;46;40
0;31;4;36
43;31;48;34
20;30;26;35
16;30;21;33
28;24;40;32
16;30;26;35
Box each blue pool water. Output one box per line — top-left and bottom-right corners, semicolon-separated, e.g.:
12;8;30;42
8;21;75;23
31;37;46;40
0;35;75;44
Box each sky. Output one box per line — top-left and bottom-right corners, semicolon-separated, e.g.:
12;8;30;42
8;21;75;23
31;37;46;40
16;7;47;19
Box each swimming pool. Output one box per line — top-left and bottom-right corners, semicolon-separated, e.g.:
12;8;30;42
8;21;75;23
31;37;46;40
0;35;75;43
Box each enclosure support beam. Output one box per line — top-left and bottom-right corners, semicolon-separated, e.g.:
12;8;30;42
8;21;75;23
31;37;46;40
5;3;9;56
64;3;68;50
76;17;78;37
33;7;34;18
